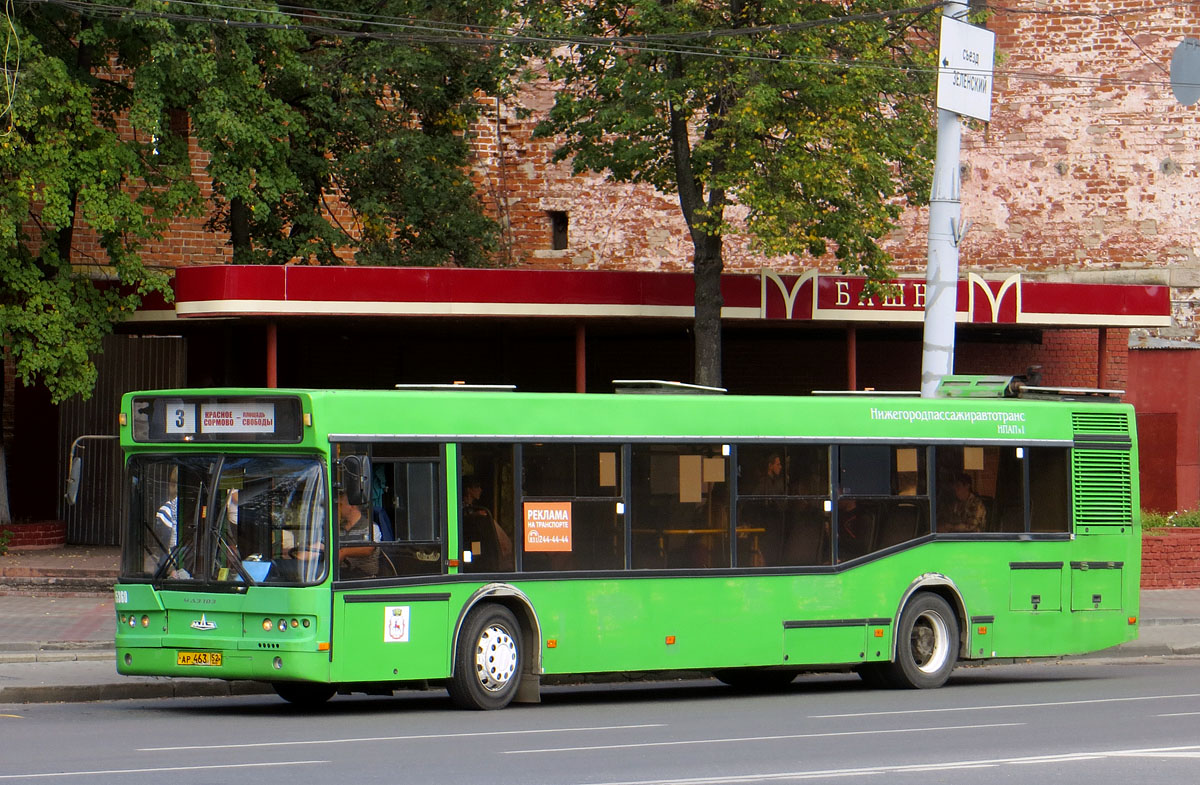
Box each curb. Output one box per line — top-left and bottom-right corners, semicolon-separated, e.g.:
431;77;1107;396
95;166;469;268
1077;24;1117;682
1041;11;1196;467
0;650;116;664
0;577;116;596
0;640;115;653
0;679;271;705
1080;644;1200;658
0;567;118;579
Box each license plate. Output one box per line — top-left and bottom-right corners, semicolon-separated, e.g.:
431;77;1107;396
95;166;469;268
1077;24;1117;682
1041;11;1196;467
177;651;222;666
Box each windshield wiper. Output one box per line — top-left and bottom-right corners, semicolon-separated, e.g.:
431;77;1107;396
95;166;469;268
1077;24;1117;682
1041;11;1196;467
217;528;255;584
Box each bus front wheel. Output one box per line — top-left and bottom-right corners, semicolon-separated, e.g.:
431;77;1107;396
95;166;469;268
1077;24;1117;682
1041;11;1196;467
272;682;335;707
448;604;522;710
884;593;959;689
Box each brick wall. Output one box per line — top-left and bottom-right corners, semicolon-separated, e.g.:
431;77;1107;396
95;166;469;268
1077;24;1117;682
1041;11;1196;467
949;3;1200;280
46;3;1200;303
1142;529;1200;589
25;3;1196;344
464;3;1200;296
0;521;67;551
955;328;1129;390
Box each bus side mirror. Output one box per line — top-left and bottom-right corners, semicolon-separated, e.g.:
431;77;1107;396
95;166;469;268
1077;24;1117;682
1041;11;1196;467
341;455;371;507
63;434;119;506
65;456;83;505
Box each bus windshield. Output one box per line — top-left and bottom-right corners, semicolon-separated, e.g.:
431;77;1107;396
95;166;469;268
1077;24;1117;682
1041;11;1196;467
123;455;327;586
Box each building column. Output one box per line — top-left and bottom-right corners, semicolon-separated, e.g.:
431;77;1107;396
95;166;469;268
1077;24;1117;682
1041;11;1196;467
847;326;858;391
266;321;278;389
575;323;587;393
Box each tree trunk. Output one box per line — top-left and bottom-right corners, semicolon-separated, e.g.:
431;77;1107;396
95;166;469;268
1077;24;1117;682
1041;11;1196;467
0;446;10;525
0;356;8;525
667;91;726;390
692;233;723;388
230;197;251;262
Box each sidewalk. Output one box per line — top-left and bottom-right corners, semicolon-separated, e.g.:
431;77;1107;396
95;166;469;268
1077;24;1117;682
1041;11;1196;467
1;547;1198;704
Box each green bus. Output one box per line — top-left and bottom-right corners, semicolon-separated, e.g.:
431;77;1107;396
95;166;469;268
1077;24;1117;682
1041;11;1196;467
112;377;1140;709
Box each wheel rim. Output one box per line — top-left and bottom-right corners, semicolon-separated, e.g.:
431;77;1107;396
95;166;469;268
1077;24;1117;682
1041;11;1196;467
473;623;518;692
909;609;951;674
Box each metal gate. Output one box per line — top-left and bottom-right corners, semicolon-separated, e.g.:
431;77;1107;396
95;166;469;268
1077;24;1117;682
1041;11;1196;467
59;335;186;545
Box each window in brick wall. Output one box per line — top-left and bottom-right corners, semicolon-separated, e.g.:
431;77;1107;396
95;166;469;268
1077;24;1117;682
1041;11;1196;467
549;211;569;250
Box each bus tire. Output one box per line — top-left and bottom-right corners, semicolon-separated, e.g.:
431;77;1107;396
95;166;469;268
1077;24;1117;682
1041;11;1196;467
448;604;522;710
884;593;959;689
272;682;335;707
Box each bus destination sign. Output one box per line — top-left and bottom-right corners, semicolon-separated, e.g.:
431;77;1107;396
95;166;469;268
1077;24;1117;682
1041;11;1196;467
168;403;276;435
132;396;303;443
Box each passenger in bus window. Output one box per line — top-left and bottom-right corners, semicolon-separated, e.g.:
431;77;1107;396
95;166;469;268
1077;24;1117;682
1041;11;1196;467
147;468;186;577
755;453;786;496
462;476;513;570
337;492;380;578
944;473;987;532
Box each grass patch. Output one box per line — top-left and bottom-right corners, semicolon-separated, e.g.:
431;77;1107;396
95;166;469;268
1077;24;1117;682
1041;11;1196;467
1143;509;1200;528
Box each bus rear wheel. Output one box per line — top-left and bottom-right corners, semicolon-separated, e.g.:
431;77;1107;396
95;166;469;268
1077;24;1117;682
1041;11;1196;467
884;593;959;689
272;682;335;707
448;604;522;710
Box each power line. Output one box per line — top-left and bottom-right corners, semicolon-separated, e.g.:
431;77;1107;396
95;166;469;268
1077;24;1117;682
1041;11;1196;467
11;0;1195;95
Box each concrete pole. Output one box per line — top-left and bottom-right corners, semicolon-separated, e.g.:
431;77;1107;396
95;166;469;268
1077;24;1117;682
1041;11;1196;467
920;0;970;398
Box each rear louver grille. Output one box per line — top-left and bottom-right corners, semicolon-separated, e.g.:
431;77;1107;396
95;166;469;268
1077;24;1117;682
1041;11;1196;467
1072;449;1133;527
1071;411;1129;435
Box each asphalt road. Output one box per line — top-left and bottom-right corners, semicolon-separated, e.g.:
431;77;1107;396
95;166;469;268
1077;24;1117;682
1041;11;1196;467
3;659;1199;784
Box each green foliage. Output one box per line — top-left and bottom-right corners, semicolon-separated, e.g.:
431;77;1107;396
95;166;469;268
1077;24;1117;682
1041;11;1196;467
2;10;192;403
526;0;938;273
129;1;505;267
1143;509;1200;529
1;1;509;402
0;528;10;556
518;0;942;382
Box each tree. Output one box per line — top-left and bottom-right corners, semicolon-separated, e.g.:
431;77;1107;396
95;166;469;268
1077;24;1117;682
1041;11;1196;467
1;0;512;406
1;5;195;404
1;0;509;523
131;0;508;267
523;0;940;387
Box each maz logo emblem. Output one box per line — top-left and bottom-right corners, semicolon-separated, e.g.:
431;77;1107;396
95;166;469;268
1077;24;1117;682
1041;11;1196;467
190;614;217;631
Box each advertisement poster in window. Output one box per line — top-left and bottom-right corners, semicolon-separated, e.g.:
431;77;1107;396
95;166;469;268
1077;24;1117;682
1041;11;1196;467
525;502;573;552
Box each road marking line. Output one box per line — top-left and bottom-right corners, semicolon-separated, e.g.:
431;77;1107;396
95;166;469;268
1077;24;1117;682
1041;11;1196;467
139;723;665;752
504;723;1022;754
0;761;326;780
811;692;1200;718
559;745;1200;784
1158;711;1200;717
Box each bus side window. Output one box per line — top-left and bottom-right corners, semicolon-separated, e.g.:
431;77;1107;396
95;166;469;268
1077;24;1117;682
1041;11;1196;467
836;445;928;563
360;443;445;578
1029;447;1070;532
631;445;730;570
735;445;831;567
935;445;1026;534
459;444;516;573
522;444;625;572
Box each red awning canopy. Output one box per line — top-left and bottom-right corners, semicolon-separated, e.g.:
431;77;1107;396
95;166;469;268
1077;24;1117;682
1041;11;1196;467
159;265;1171;328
